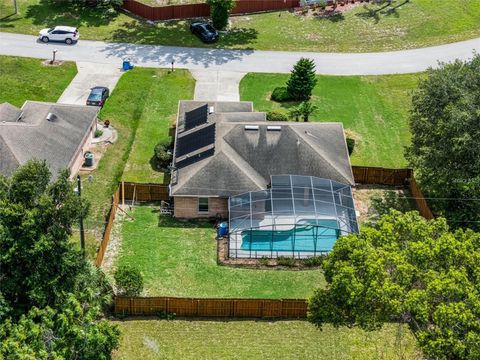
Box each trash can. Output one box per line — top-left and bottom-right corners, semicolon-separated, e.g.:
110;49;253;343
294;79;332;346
217;222;229;237
84;151;94;167
122;58;134;71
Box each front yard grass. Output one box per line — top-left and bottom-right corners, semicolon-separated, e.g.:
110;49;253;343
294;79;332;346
113;319;421;359
1;0;480;52
114;205;324;298
0;55;77;106
240;72;420;168
78;68;193;258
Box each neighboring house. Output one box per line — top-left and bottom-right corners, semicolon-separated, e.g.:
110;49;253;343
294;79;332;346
170;101;355;220
0;101;98;178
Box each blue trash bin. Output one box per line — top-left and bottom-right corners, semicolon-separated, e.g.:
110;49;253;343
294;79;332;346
122;59;133;71
217;222;229;237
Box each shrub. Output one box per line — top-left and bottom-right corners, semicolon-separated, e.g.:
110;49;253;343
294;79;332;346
266;110;288;122
370;190;411;219
297;101;317;122
94;129;103;138
277;256;296;267
206;0;236;30
259;256;270;266
303;256;323;267
154;140;173;170
114;265;143;296
286;58;317;101
346;138;355;155
271;87;291;102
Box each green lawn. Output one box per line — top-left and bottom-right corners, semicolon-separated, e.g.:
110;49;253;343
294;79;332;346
115;205;324;298
77;68;193;258
113;319;421;359
1;0;480;52
240;73;419;168
0;55;77;106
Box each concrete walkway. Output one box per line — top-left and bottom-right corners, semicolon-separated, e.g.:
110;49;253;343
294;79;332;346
1;33;479;75
57;62;123;105
191;70;246;101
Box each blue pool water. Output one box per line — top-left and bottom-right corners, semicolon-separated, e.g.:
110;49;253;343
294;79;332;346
240;219;340;252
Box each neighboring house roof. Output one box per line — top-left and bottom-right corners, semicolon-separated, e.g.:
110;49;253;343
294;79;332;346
0;101;98;177
171;101;354;197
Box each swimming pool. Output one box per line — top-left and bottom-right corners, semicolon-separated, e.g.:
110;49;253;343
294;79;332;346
240;219;340;253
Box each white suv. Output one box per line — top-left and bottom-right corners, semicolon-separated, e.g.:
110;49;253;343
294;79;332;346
39;26;79;45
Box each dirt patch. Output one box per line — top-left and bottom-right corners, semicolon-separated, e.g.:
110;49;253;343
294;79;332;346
293;1;363;19
352;184;412;224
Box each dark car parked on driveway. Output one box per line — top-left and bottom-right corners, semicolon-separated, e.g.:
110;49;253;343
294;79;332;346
86;86;109;107
190;21;219;43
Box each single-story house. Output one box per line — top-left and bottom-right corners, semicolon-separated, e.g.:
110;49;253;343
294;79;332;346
0;101;98;178
170;101;355;219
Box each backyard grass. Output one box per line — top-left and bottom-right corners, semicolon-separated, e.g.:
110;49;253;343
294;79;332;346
1;0;480;52
77;68;193;258
0;55;77;107
115;205;324;298
240;72;420;168
113;319;422;359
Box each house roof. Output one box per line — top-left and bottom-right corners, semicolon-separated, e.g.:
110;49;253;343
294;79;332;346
170;101;354;197
0;102;23;123
0;101;98;177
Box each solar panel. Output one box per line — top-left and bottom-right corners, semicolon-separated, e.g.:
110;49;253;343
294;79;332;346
176;148;215;168
184;104;208;130
176;123;215;158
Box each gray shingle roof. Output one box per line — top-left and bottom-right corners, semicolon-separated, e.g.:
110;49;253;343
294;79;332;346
0;101;98;177
171;101;354;197
0;102;23;123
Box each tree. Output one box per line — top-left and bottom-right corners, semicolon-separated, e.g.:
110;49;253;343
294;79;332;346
114;264;144;296
153;140;173;170
405;55;480;230
286;58;317;101
0;160;119;357
0;160;90;311
206;0;236;30
0;295;120;359
308;210;480;359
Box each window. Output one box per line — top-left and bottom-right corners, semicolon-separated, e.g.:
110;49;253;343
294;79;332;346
198;197;209;213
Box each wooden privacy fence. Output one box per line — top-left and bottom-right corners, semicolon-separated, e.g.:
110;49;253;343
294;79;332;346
95;187;120;267
352;166;434;220
115;296;308;318
123;0;300;21
121;182;169;202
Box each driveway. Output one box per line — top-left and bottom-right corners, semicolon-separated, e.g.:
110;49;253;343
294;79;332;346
1;33;479;75
57;62;122;105
191;70;246;101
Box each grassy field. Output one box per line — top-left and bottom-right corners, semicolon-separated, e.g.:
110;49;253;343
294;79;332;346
0;55;77;107
1;0;480;52
113;319;421;359
77;68;193;257
114;205;324;298
240;73;419;168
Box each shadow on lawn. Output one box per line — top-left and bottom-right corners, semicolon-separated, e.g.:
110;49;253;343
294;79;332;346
355;0;410;23
148;206;213;229
108;18;257;50
25;0;119;27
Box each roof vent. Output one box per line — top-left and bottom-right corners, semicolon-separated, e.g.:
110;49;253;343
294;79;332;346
244;125;259;131
209;106;215;114
267;125;281;131
16;111;24;122
46;112;57;122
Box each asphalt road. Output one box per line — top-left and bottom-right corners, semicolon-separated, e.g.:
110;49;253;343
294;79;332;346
0;33;479;75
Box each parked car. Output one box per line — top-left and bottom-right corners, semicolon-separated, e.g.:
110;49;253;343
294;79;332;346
38;26;79;45
86;86;109;107
190;22;219;43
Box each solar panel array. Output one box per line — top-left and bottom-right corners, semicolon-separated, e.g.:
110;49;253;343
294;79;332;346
184;104;208;130
176;123;216;158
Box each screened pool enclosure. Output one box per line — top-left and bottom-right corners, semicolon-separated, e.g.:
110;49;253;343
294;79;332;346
228;175;359;259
